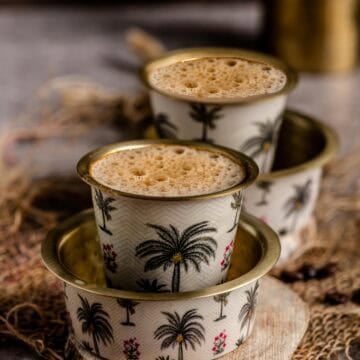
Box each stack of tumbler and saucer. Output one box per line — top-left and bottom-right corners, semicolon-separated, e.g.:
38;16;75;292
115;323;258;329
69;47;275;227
42;48;338;360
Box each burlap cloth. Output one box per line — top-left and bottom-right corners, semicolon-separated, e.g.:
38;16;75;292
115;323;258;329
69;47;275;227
0;78;359;360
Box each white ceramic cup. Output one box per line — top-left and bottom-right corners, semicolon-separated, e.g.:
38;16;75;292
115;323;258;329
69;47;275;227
142;48;297;173
77;140;258;292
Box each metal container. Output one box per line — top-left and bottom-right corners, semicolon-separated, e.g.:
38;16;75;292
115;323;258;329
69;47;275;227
42;210;280;360
142;47;297;173
245;110;338;261
263;0;359;72
77;140;258;292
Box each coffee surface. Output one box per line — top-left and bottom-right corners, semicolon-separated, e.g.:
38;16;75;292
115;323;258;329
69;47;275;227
91;145;245;197
149;57;286;101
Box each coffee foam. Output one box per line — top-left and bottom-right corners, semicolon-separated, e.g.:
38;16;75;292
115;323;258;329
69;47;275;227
149;57;287;100
90;145;245;197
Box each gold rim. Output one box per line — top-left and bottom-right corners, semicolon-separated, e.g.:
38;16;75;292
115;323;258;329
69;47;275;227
41;209;280;301
77;139;259;201
141;47;298;105
258;110;339;181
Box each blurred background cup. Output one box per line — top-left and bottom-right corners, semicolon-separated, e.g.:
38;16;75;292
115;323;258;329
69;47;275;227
244;110;338;261
77;140;258;292
262;0;359;73
142;48;297;173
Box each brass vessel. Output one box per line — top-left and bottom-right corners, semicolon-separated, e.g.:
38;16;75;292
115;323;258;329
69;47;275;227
263;0;359;72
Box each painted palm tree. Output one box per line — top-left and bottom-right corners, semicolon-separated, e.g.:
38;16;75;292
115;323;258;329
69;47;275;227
154;309;205;360
64;282;68;300
213;290;231;321
76;294;114;359
189;103;223;143
136;221;217;292
235;336;244;347
136;278;169;293
238;281;259;338
227;191;243;233
154;113;178;139
283;179;312;231
94;189;116;235
240;115;282;172
80;341;94;354
117;299;139;326
256;181;273;206
156;356;175;360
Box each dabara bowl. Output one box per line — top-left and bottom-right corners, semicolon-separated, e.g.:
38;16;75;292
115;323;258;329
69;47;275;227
42;209;280;360
244;110;338;260
77;140;258;292
142;47;297;173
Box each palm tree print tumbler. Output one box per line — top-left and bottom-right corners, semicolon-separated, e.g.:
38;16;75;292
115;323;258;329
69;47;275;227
154;309;205;360
77;140;258;291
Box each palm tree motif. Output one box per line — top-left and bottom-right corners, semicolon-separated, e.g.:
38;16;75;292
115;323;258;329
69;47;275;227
154;309;205;360
283;179;312;231
256;181;273;206
136;278;169;293
235;336;244;347
80;341;94;354
64;282;68;300
240;115;282;172
227;191;243;233
238;281;259;338
76;294;114;359
136;221;217;292
117;299;139;326
189;103;223;143
213;286;231;321
94;189;116;235
154;113;178;139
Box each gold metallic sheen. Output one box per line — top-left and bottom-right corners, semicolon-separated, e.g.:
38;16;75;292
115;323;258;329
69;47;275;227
258;110;339;181
41;209;280;301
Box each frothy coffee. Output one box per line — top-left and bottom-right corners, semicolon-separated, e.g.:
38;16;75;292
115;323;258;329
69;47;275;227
91;145;245;197
149;57;286;101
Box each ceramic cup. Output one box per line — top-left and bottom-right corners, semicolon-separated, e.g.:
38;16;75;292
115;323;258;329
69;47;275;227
42;209;280;360
244;110;338;261
77;140;258;292
141;48;297;173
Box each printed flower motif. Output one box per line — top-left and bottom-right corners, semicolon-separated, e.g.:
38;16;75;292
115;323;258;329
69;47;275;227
212;330;227;355
102;243;118;273
259;216;267;224
220;240;234;271
123;337;140;360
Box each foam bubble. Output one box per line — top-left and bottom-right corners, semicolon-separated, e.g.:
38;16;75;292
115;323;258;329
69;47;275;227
90;145;245;196
149;57;287;100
